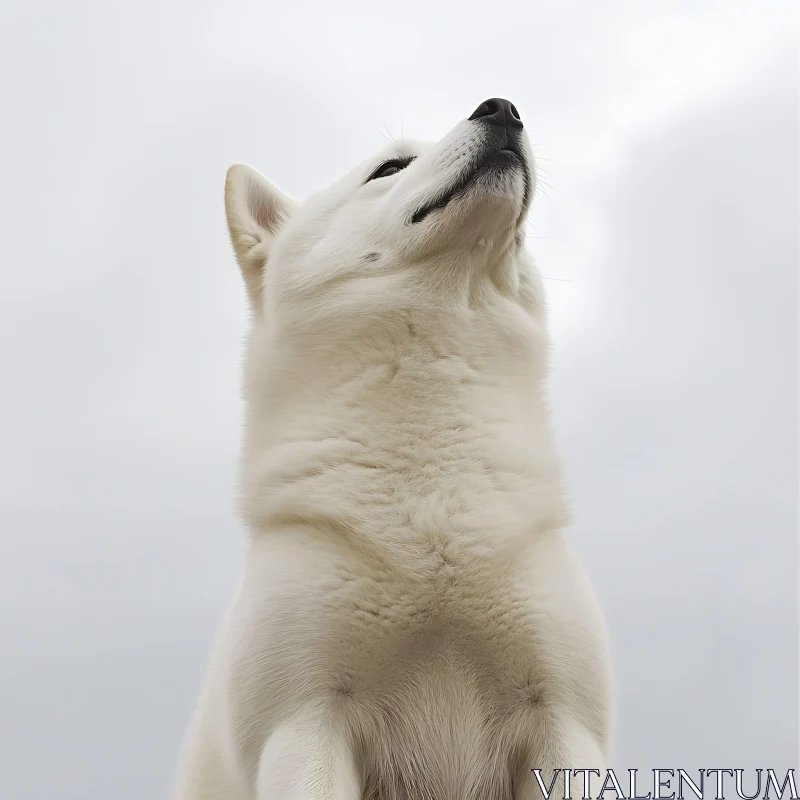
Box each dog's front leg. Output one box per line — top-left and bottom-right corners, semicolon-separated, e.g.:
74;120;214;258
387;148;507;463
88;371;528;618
511;711;608;800
255;709;361;800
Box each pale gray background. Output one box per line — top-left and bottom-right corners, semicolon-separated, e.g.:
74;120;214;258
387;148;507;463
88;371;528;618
0;1;797;798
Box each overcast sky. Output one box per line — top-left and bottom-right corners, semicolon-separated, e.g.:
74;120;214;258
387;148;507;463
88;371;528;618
0;2;797;798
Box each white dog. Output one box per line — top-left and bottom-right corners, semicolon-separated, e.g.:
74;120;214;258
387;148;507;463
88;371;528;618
173;98;612;800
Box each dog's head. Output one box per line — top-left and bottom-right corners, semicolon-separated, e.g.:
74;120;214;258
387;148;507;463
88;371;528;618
228;98;540;306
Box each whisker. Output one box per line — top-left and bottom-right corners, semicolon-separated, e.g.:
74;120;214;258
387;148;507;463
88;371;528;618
535;165;556;181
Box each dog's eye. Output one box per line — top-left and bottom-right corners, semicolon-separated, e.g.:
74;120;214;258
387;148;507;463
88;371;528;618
378;165;401;178
366;157;415;183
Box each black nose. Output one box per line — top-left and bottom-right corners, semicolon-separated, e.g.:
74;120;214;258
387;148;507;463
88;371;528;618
468;97;523;130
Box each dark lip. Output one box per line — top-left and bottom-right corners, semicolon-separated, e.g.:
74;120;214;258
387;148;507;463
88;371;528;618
411;140;528;225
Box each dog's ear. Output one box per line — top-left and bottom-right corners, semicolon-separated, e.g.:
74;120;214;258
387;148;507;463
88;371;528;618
224;164;295;309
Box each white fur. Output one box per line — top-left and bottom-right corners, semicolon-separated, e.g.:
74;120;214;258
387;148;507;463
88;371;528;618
173;105;613;800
